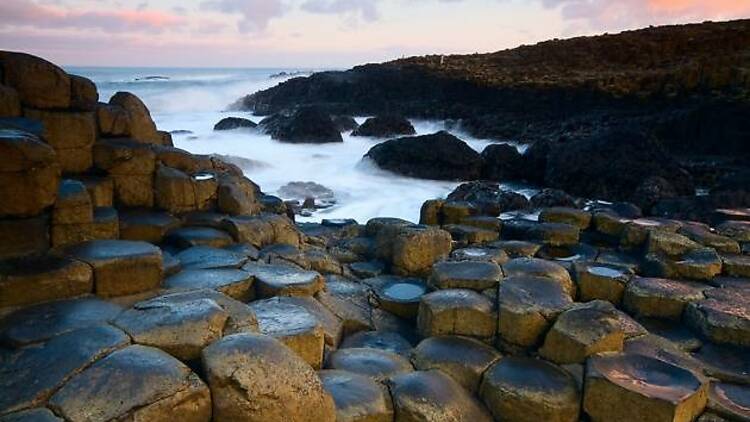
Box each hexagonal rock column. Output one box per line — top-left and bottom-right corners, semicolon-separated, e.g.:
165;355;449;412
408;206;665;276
0;408;62;421
68;240;163;298
316;278;374;335
165;226;234;249
539;300;625;364
339;331;413;356
318;370;394;422
378;225;452;276
583;352;708;422
0;297;123;346
685;288;750;347
0;129;60;218
429;261;503;291
23;109;96;172
721;254;750;278
412;336;501;393
388;370;493;422
119;211;181;243
622;277;706;321
243;263;325;298
49;345;211;422
503;220;580;247
450;246;509;264
417;289;496;342
164;268;254;301
480;357;581;422
326;347;413;382
539;207;592;229
706;382;750;421
572;262;633;305
503;257;576;297
678;224;740;255
373;277;428;319
249;297;326;368
176;245;250;270
201;333;336;422
0;256;93;308
0;325;129;416
0;52;72;110
496;276;573;350
93;139;156;208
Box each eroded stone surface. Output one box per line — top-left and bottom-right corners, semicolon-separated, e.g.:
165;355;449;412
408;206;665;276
243;263;325;298
339;331;413;356
0;256;93;308
623;277;707;320
164;269;254;301
503;257;575;297
319;370;394;422
326;347;413;382
573;261;632;304
685;288;750;347
412;336;501;393
429;261;503;291
417;289;496;341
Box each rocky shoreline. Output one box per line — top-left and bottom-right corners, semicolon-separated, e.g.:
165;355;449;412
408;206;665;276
1;27;750;422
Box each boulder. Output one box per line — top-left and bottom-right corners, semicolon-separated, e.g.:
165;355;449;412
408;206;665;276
388;370;493;422
109;91;162;144
23;109;96;172
0;52;71;109
213;116;257;131
0;84;21;117
351;115;415;137
480;357;581;422
49;345;211;422
201;333;336;421
327;347;413;382
583;352;708;422
529;189;579;209
0;130;60;217
0;256;93;308
69;75;98;111
261;107;342;143
364;131;483;181
154;165;197;214
331;115;359;132
67;240;163;298
217;174;261;216
481;143;524;181
413;336;501;393
446;181;529;216
96;103;131;137
417;289;496;341
378;225;452;276
318;370;393;422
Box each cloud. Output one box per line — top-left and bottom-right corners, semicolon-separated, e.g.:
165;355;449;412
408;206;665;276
200;0;286;33
0;0;186;33
300;0;380;22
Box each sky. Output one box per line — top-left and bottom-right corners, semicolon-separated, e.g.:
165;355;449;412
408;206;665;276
0;0;748;68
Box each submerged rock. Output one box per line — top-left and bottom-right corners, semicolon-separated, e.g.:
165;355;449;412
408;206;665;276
213;117;257;131
260;107;342;143
351;115;415;138
364;131;483;181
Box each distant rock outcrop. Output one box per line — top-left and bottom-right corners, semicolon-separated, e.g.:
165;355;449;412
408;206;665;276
352;115;415;138
260;106;342;143
214;117;257;131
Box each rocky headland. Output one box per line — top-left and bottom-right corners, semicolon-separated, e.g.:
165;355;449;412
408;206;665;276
1;19;750;422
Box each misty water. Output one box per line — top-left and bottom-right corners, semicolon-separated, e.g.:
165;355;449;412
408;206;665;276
69;66;536;223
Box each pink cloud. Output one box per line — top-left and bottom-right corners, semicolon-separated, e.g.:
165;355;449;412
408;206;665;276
0;0;186;33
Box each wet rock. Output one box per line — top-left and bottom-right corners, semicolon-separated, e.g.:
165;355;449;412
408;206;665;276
441;201;477;224
685;288;750;347
646;230;702;257
584;352;708;422
446;181;529;216
444;224;499;245
450;246;509;264
536;243;598;269
278;181;336;209
380;225;452;276
316;279;373;335
412;336;501;393
623;334;705;377
693;342;750;385
68;240;163;298
429;261;503;291
480;356;580;422
707;382;750;421
0;129;60;218
352;115;415;137
261;107;343;143
389;370;493;422
340;331;413;356
364;131;483;181
49;345;211;422
331;115;359;132
373;278;428;319
349;260;385;278
417;289;496;341
0;325;129;415
644;248;724;281
503;257;575;297
176;245;249;270
153;289;259;335
119;211;179;243
222;214;301;248
489;240;541;257
0;256;93;308
0;297;123;346
496;276;573;349
249;297;326;368
623;277;706;320
0;52;71;109
539;300;624;364
529;189;579;209
481;143;524;181
109;91;162;144
717;221;750;242
539;207;592;229
638;318;703;352
318;370;393;422
213;116;257;131
166;226;234;249
112;293;234;361
722;253;750;278
0;408;62;422
620;217;682;250
572;262;633;304
243;262;325;298
679;224;741;255
503;220;580;247
326;347;413;382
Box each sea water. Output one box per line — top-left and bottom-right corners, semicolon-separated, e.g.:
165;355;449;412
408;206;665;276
68;66;536;223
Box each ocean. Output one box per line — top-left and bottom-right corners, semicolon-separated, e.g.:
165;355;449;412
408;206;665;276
67;66;535;223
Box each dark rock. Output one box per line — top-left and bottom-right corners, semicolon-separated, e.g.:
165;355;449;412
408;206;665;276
481;143;524;181
339;330;413;356
446;181;529;215
260;107;342;143
530;189;579;209
331;115;359;132
213;117;257;131
352;115;415;137
364;131;482;181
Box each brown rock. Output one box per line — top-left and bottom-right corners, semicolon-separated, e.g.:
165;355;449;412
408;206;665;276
201;333;336;422
217;174;261;216
429;260;503;291
503;257;576;297
420;199;444;225
412;336;501;393
389;226;452;276
119;211;180;243
0;84;21;117
0;52;71;109
0;215;49;259
96;103;131;137
23;109;96;172
539;207;592;229
573;261;633;304
0;130;60;217
154;165;197;214
417;289;496;341
80;176;114;207
93;139;156;207
109;91;161;144
622;277;706;320
69;75;98;111
327;347;413;382
0;256;93;308
318;369;394;422
685;288;750;347
243;262;325;298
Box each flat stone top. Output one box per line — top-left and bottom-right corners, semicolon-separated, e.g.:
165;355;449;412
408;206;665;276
340;331;413;356
483;356;577;396
68;240;162;262
421;289;494;312
377;280;428;303
628;277;707;298
48;345;193;422
588;352;704;403
503;257;570;281
0;255;86;277
119;211;180;227
318;369;390;411
250;298;320;336
0;408;63;422
414;336;501;366
432;261;503;281
242;263;322;288
164;269;252;291
0;298;124;346
709;382;750;417
328;347;413;378
498;276;574;313
584;264;630;279
176;246;248;269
